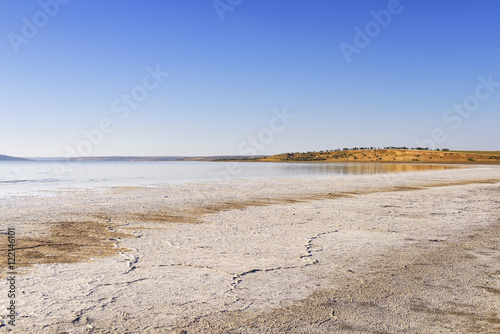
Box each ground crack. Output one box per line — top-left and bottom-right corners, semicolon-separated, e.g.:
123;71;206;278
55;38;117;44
118;252;139;274
300;230;339;260
159;263;233;276
96;278;147;287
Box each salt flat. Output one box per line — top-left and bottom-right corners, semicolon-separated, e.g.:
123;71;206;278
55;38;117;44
1;165;499;333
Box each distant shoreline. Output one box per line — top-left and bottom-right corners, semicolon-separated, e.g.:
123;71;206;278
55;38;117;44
240;149;500;165
217;159;500;165
2;149;500;164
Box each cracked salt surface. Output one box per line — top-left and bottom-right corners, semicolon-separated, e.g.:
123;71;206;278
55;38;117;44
1;166;499;333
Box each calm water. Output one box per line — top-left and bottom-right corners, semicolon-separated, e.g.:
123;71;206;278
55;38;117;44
0;161;455;197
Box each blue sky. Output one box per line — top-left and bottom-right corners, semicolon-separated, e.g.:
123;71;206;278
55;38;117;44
1;0;499;157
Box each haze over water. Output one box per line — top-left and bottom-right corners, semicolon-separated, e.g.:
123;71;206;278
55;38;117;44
0;161;456;197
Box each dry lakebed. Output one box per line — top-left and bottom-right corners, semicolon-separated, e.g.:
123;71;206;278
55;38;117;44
1;164;500;333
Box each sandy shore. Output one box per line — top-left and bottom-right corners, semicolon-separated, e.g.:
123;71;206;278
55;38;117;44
1;165;499;333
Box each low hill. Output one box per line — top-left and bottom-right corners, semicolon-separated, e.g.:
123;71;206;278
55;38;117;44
258;149;500;164
63;155;268;162
66;156;186;162
0;154;29;161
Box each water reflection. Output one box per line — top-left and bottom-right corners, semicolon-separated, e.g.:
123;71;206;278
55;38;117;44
272;163;457;176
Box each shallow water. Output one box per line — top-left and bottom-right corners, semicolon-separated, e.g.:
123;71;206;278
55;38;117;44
0;161;456;197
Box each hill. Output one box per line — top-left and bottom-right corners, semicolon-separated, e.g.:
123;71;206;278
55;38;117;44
63;155;268;162
258;149;500;164
0;154;29;161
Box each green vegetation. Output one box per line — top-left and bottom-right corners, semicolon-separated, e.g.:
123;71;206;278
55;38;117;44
283;153;327;161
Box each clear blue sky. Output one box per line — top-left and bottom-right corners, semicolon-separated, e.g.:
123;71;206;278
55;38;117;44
1;0;499;157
